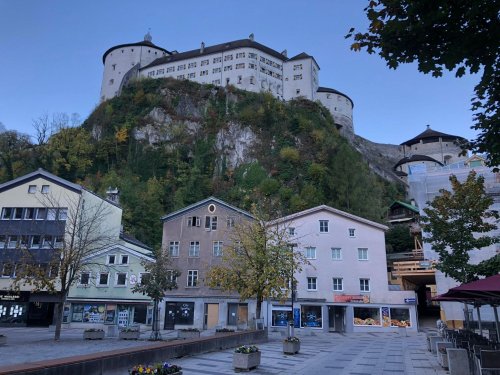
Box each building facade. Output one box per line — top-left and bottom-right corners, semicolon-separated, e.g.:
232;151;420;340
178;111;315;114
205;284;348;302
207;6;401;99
100;33;354;136
0;169;122;326
160;197;255;330
266;205;417;332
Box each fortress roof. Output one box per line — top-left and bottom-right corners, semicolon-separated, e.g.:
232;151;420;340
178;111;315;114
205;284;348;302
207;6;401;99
317;86;354;107
102;40;170;64
142;38;288;70
394;154;443;169
401;126;465;146
288;52;320;70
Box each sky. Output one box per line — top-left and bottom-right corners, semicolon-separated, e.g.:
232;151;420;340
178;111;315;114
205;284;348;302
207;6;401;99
0;0;480;146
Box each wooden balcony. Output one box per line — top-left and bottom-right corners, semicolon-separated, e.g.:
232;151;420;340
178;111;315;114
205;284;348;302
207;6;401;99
392;260;436;285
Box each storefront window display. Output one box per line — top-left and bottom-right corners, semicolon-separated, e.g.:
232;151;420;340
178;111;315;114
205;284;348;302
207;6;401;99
390;308;411;327
271;308;292;327
353;307;381;326
0;302;27;324
71;304;106;323
300;305;322;328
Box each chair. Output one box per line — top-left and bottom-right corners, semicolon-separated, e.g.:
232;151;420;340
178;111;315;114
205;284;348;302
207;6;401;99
479;350;500;375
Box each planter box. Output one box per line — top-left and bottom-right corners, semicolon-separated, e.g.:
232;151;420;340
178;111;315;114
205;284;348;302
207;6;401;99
233;351;261;371
437;342;454;369
283;341;300;354
178;330;200;339
119;331;140;340
83;331;105;340
0;336;6;346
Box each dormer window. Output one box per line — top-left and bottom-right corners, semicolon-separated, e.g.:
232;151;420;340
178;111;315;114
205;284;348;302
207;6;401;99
107;255;116;265
120;255;129;265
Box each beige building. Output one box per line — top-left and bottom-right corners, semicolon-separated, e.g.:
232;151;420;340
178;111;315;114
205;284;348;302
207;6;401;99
160;197;254;330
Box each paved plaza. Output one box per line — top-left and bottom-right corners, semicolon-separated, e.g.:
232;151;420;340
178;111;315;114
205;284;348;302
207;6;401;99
0;326;447;375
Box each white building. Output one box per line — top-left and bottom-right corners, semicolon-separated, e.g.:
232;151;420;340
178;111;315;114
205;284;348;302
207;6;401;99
408;159;500;327
100;33;354;135
266;205;417;333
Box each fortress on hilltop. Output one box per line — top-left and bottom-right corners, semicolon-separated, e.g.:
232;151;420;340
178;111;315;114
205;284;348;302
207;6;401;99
100;32;354;135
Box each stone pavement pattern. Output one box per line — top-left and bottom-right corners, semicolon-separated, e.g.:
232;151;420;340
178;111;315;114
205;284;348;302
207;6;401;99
0;327;447;375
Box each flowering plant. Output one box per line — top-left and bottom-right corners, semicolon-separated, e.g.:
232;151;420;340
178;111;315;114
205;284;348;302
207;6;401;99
283;336;300;343
179;328;199;332
129;362;182;374
234;345;259;354
215;328;235;333
84;328;104;332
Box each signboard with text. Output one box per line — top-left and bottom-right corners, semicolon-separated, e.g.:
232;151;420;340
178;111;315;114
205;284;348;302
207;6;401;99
334;295;370;303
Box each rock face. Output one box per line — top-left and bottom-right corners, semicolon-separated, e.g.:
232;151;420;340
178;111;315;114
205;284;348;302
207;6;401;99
215;122;257;171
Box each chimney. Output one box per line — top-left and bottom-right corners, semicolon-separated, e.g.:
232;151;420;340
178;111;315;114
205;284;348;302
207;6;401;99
410;199;416;207
106;186;120;205
281;49;287;58
200;42;205;53
249;33;254;41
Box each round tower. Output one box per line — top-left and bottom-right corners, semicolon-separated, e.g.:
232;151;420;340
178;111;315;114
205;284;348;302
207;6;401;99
316;87;354;137
100;32;169;102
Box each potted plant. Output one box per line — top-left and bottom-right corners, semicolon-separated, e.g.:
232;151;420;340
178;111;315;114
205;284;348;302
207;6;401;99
233;345;261;371
83;328;105;340
129;362;182;374
215;328;235;335
283;336;300;354
178;328;200;339
119;327;141;340
0;334;6;346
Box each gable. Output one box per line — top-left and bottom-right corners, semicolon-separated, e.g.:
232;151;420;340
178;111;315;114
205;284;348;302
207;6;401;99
161;197;253;222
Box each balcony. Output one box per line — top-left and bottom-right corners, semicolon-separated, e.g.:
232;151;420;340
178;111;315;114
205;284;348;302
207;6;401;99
392;260;436;286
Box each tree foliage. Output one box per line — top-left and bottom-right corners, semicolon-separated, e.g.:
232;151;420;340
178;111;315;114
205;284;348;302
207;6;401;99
385;224;415;253
421;171;499;283
206;209;308;319
347;0;500;167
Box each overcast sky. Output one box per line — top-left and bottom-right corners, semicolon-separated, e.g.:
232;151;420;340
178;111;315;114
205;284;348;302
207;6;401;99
0;0;480;146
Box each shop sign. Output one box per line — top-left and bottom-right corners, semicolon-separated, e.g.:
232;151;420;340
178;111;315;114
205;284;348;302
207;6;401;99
0;291;29;302
334;294;370;303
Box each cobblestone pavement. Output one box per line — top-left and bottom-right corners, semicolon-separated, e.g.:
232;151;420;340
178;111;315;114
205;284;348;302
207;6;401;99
0;326;447;375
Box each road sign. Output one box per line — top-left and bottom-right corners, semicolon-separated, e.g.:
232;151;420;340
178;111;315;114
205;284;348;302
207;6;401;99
404;298;416;304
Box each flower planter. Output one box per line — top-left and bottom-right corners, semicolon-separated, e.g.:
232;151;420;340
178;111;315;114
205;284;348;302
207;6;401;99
283;340;300;354
233;351;261;371
178;330;200;339
438;351;449;369
83;330;105;340
119;330;140;340
0;336;6;346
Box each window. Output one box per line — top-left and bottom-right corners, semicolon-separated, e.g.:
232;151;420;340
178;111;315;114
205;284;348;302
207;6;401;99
293;74;302;80
42;236;52;248
168;241;180;257
1;207;12;219
0;235;5;248
237;75;242;84
354;307;380;326
28;185;37;193
360;278;370;292
288;227;295;235
7;236;18;248
201;59;209;66
188;62;197;68
120;255;129;265
177;64;186;71
30;235;41;248
187;270;198;287
331;248;342;260
390;308;411;327
41;185;49;194
300;305;322;328
13;208;23;220
24;207;35;219
156;68;164;75
166;66;175;73
1;263;15;278
236;52;245;58
227;216;235;228
79;272;90;285
47;208;57;220
189;241;200;257
236;63;245;69
109;78;114;85
358;248;368;261
224;54;233;61
307;277;317;291
200;70;208;76
187;216;200;227
212;67;221;74
212;79;221;85
319;220;329;233
223;65;232;71
213;241;223;257
166;270;178;284
349;228;355;237
332;278;343;291
305;247;316;259
249;76;255;84
176;74;185;80
98;273;109;286
248;52;257;59
213;57;222;63
58;208;68;220
139;272;150;285
36;208;46;220
107;255;116;265
296;89;301;95
293;64;302;70
188;72;195;79
116;272;127;286
205;216;217;230
249;63;256;70
54;236;64;249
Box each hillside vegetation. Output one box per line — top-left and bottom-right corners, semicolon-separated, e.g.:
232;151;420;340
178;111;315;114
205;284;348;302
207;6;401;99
0;78;404;248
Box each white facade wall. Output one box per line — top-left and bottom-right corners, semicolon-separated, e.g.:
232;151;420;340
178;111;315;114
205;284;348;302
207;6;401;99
140;47;285;98
316;91;354;133
402;139;466;166
101;45;167;101
409;164;500;323
283;58;318;101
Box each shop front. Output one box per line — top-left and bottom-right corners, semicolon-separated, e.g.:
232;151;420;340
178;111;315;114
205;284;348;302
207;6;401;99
64;300;152;328
0;291;56;327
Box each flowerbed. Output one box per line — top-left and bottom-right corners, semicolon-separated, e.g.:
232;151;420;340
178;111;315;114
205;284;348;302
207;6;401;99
129;362;182;374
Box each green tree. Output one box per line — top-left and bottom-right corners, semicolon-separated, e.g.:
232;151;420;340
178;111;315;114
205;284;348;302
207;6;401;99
385;224;415;253
420;171;499;283
206;209;308;321
347;0;500;167
131;250;180;340
0;131;34;181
